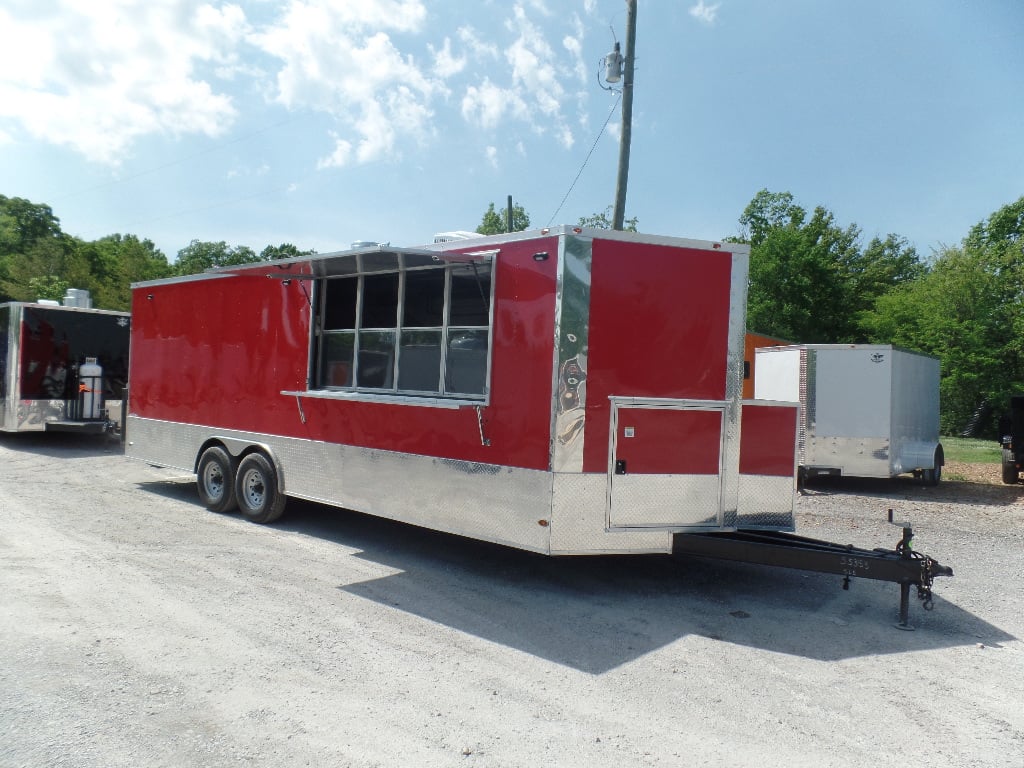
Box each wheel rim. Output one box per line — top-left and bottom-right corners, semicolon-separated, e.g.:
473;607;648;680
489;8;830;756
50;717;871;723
203;464;225;501
241;468;265;509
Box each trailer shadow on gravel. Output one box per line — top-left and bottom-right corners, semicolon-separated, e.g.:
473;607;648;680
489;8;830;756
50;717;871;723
250;497;1011;674
0;431;124;459
800;474;1023;508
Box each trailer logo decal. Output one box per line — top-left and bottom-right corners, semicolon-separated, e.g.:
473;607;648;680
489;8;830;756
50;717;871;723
870;353;885;363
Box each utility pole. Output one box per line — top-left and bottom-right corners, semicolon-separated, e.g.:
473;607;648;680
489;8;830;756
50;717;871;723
612;0;637;231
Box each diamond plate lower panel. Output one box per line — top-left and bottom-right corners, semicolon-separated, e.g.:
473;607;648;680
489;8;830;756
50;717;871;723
550;473;672;554
609;474;723;528
736;473;795;530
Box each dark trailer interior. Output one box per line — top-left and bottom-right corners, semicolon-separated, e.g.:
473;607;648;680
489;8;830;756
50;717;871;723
0;303;130;433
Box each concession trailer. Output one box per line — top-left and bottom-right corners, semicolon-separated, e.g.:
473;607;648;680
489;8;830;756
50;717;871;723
0;299;130;434
754;344;943;485
126;227;950;624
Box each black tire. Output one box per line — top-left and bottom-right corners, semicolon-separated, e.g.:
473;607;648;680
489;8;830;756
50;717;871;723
234;452;287;524
1002;450;1019;484
197;446;238;513
922;464;941;486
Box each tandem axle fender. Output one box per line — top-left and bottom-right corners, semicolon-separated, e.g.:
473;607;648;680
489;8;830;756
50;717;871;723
673;510;953;629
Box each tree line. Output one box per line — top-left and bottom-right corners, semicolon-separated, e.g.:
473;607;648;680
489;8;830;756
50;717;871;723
2;191;1021;435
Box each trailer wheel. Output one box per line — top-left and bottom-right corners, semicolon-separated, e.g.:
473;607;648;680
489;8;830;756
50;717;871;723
921;447;943;487
197;446;238;513
1002;449;1019;484
235;452;286;524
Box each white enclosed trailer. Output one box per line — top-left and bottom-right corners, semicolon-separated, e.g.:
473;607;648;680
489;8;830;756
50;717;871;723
754;344;943;484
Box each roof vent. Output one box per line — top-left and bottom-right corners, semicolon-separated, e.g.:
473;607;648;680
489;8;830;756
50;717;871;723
62;288;93;308
433;231;478;243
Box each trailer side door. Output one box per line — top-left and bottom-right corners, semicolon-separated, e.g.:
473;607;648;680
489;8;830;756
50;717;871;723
607;398;727;529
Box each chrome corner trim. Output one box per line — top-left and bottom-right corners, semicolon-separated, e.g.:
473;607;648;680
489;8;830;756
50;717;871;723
551;233;592;473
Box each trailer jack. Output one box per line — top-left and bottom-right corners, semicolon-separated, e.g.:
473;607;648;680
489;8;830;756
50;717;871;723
673;509;953;630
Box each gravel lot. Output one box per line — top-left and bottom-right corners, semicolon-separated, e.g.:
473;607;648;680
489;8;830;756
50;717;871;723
1;433;1021;768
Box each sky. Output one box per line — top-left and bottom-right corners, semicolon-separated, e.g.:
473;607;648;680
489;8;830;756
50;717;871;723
1;0;1021;262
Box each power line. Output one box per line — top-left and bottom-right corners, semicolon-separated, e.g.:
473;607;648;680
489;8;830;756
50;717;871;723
546;93;621;227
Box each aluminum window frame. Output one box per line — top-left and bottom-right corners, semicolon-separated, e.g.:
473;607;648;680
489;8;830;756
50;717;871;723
312;253;495;403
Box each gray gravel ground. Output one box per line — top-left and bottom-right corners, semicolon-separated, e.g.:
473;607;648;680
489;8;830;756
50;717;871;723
1;433;1021;768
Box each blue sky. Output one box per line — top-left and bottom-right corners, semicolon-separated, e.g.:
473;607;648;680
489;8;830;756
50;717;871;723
1;0;1021;262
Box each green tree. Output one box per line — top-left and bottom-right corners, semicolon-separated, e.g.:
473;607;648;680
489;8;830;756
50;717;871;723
578;206;638;232
27;275;69;303
739;191;860;342
0;195;63;252
476;202;530;235
736;189;924;343
1;234;76;302
864;195;1024;435
174;240;260;276
0;195;69;302
75;234;171;309
260;243;317;261
853;234;924;304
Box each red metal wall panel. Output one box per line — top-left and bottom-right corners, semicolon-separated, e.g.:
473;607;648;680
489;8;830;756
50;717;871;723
615;408;722;474
129;237;560;471
739;403;798;476
583;240;734;473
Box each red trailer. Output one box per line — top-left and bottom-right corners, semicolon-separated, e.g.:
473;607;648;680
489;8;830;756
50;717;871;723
126;226;949;622
126;227;795;552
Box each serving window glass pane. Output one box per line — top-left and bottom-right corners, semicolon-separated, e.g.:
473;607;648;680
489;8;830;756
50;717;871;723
320;332;355;387
357;330;396;389
449;263;491;326
361;274;399;328
403;269;446;327
398;330;442;392
323;278;357;330
445;329;488;396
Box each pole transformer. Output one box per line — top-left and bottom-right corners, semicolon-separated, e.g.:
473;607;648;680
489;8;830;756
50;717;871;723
612;0;637;231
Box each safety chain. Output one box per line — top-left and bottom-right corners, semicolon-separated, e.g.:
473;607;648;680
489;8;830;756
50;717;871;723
917;557;938;611
475;405;491;447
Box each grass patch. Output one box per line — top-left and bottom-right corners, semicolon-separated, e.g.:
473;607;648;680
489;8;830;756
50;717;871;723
941;435;1001;464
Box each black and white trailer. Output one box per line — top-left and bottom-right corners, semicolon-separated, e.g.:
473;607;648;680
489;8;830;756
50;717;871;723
0;300;130;434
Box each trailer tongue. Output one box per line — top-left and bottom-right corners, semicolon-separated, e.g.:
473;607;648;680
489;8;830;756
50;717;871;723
675;509;953;629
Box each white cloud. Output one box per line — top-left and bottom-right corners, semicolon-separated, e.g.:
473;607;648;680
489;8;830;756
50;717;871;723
460;3;579;149
0;1;245;165
461;78;526;129
431;37;466;78
485;145;498;168
689;1;721;25
317;133;353;170
0;0;593;168
251;1;441;166
457;25;499;60
563;31;586;83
